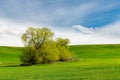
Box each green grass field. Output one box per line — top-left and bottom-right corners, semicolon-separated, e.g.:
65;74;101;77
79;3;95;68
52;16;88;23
0;44;120;80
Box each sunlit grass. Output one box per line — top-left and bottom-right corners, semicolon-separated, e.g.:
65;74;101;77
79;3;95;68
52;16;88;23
0;44;120;80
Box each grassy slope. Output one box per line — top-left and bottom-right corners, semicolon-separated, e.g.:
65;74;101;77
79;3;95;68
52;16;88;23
0;44;120;80
0;46;23;63
70;44;120;59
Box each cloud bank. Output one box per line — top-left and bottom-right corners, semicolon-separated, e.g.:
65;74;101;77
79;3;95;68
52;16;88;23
0;19;120;46
69;21;120;45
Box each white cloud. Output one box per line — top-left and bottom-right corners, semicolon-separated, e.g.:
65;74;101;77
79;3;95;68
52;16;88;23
0;19;28;46
72;25;94;34
0;19;27;35
0;34;23;46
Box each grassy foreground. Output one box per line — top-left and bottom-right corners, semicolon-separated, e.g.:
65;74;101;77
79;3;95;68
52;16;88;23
0;44;120;80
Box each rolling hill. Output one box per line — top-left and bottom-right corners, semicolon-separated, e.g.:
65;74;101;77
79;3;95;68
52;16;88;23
0;44;120;80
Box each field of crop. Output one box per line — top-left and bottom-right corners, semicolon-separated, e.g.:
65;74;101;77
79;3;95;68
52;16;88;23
0;44;120;80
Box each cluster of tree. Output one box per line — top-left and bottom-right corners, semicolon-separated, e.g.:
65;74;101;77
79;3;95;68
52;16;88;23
20;27;73;65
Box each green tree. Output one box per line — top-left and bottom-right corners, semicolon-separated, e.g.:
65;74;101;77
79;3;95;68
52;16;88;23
20;27;73;65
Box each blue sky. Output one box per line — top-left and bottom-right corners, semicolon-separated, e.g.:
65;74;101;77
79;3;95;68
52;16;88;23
0;0;120;46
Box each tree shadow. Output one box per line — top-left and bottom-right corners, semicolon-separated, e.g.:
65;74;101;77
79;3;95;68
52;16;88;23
0;64;21;67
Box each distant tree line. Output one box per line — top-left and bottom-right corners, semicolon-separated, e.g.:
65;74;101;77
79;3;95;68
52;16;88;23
20;27;74;65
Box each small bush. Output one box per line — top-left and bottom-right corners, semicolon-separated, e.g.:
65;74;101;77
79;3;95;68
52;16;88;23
58;47;73;61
